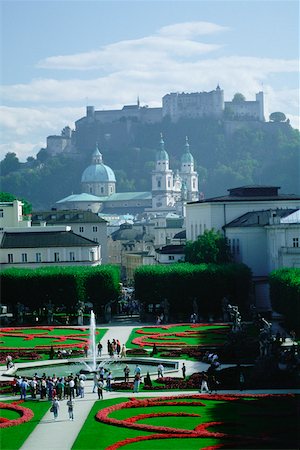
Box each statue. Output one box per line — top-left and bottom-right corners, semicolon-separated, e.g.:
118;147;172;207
227;304;242;332
258;316;272;358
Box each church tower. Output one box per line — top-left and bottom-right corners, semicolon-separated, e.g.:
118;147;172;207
179;137;199;201
151;134;175;209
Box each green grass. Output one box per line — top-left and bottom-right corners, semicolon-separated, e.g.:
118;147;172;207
72;395;299;450
0;400;50;449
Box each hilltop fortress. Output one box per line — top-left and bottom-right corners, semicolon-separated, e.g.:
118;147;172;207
46;86;265;155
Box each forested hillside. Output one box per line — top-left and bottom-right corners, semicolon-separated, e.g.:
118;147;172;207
1;117;299;209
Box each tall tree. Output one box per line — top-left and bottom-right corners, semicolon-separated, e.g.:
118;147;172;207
0;152;20;176
184;229;231;264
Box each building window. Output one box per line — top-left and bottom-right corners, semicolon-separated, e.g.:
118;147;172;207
193;179;196;189
21;253;27;263
293;238;299;248
69;251;75;261
169;255;175;260
236;238;240;255
93;226;98;232
232;238;236;254
36;253;41;262
8;254;13;263
54;252;60;262
157;180;161;188
101;187;104;194
0;209;3;217
79;226;84;232
167;178;171;188
191;224;194;240
89;187;93;193
90;251;96;261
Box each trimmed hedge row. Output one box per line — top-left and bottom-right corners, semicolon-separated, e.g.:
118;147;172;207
0;265;120;312
269;268;300;332
134;263;252;317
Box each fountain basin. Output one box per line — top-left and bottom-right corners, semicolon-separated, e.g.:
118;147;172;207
9;358;178;380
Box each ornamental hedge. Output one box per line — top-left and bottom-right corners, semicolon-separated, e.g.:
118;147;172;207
269;268;300;332
0;265;120;312
134;263;252;318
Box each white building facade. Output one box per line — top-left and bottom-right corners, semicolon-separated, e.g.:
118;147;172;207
186;186;300;311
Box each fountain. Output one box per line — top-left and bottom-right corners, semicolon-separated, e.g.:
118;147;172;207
81;310;98;373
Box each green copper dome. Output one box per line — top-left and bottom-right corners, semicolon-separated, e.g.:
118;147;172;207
81;146;116;183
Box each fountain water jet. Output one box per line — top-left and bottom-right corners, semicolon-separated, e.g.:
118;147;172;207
81;310;99;373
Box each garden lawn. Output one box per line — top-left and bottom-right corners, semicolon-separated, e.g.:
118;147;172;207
0;400;50;449
0;327;108;354
126;324;230;352
72;394;299;450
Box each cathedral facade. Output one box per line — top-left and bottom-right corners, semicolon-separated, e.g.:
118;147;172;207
151;135;199;211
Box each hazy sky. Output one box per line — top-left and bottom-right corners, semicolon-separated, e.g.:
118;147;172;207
0;0;299;161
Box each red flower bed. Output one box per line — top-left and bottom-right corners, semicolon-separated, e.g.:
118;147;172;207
0;402;34;428
0;326;92;351
131;324;229;349
126;348;148;356
97;394;294;449
96;394;277;450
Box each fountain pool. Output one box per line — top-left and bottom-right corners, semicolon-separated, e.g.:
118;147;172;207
13;359;178;380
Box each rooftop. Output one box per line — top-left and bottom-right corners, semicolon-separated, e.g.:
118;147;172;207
0;230;98;249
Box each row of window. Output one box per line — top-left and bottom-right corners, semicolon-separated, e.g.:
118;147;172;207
190;223;207;240
8;252;74;263
7;251;97;263
79;226;98;232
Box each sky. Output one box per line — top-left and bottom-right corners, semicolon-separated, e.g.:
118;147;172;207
0;0;299;162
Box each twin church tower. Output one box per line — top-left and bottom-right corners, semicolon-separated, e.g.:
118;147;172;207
81;134;199;213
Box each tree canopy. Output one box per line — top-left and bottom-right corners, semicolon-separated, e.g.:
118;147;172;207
184;229;232;264
269;112;286;123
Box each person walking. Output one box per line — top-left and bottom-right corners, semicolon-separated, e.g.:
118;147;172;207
124;365;130;382
97;380;104;400
92;373;99;393
199;372;209;393
67;398;74;420
20;378;29;401
69;377;75;399
157;363;164;378
51;397;60;420
79;378;85;398
106;371;113;391
182;363;186;380
120;344;127;358
133;373;141;393
97;342;103;356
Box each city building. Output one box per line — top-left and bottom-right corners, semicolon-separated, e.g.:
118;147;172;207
31;209;108;263
186;185;300;310
0;201;101;269
0;226;101;269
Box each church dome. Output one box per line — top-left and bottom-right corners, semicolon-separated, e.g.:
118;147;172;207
156;134;169;161
81;146;116;183
181;136;194;164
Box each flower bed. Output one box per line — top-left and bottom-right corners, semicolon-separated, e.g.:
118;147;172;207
0;326;107;358
90;394;298;450
128;324;230;351
0;401;34;428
